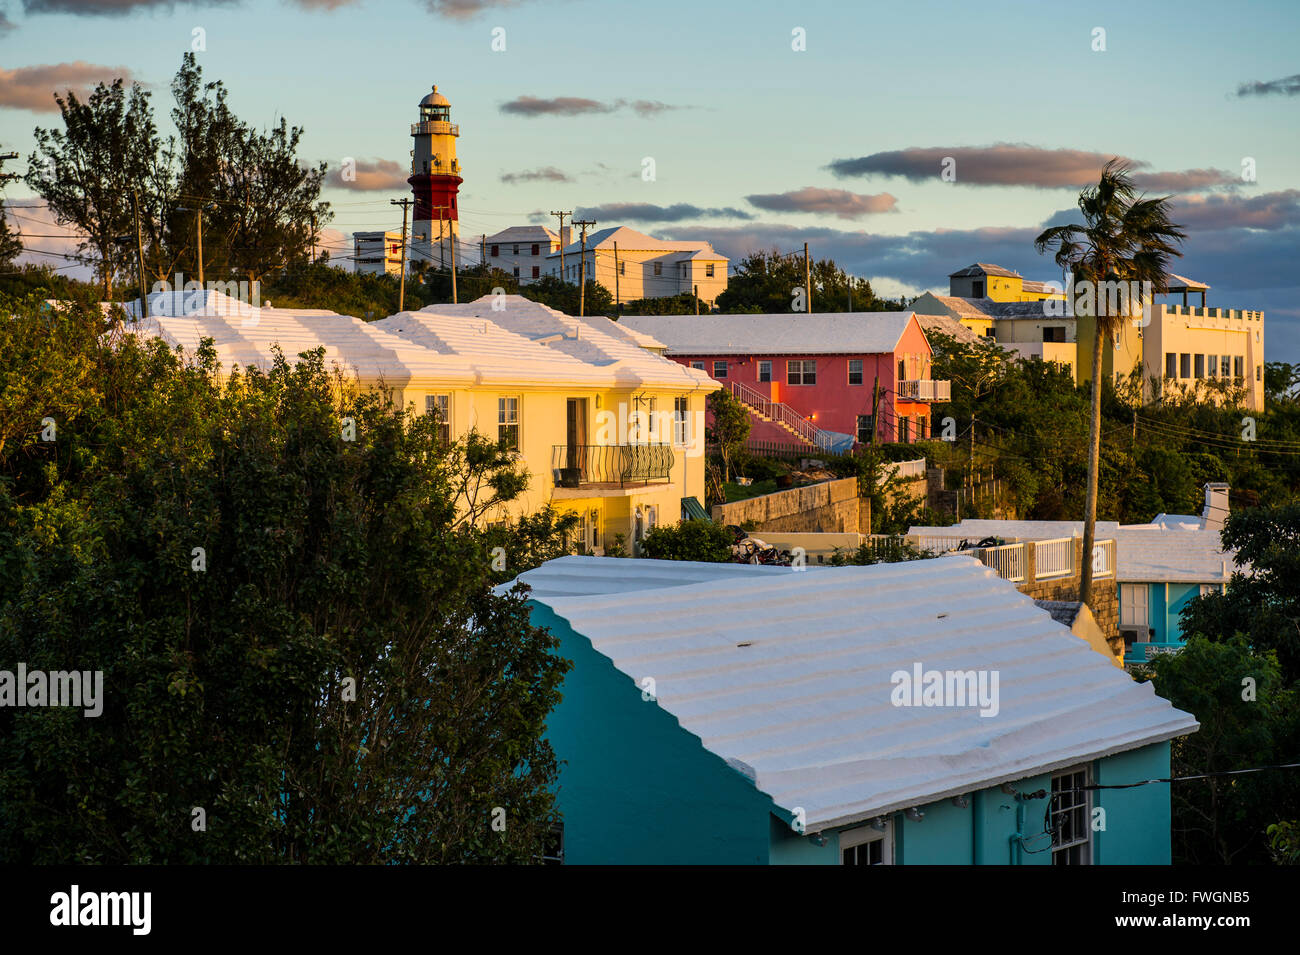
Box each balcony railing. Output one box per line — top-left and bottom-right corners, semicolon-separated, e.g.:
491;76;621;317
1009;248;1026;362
1090;538;1117;579
727;380;837;451
411;120;459;136
552;444;674;488
1034;537;1075;579
898;379;952;401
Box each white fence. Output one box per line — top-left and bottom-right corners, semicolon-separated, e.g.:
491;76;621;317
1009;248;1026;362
889;458;928;481
1091;539;1117;579
1034;538;1075;580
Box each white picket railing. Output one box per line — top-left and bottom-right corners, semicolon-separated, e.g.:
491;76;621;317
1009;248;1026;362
977;542;1026;582
1034;538;1075;580
890;458;928;481
1091;539;1117;579
728;380;837;451
898;379;953;401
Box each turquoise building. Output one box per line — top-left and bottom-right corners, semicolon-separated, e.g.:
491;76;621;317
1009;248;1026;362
513;555;1198;865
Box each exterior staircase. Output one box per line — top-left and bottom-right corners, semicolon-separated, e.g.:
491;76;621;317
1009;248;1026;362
727;381;838;451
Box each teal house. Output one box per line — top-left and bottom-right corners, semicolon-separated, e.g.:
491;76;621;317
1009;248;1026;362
511;555;1198;865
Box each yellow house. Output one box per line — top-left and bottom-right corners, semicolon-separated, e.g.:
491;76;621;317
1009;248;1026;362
947;263;1065;303
127;290;718;552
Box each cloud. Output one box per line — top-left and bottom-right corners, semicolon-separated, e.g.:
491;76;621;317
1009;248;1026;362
327;158;409;192
500;166;572;184
573;202;752;223
1235;73;1300;97
0;11;15;31
21;0;235;13
499;96;685;118
290;0;358;8
828;143;1234;193
1169;189;1300;232
745;187;898;220
420;0;531;17
0;61;135;112
5;200;88;269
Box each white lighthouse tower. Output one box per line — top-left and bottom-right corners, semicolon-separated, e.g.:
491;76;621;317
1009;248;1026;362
408;85;464;271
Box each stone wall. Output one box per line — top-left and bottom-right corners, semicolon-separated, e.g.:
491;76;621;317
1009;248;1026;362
712;477;866;533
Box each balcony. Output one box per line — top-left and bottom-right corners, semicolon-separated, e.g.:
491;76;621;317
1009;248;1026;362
898;379;952;401
410;120;459;136
552;444;674;490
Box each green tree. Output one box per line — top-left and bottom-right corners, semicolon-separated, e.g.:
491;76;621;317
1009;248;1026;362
715;249;902;314
519;274;611;316
0;298;570;863
26;78;164;298
640;519;735;562
707;388;750;482
0;148;22;271
1140;635;1299;865
1035;160;1185;605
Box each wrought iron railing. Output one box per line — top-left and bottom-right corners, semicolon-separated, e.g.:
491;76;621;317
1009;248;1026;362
552;444;674;488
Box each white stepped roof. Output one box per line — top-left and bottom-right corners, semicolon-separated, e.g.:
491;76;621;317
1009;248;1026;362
514;554;1197;831
619;311;918;356
122;292;713;391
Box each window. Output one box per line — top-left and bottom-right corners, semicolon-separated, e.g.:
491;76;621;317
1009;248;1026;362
1165;353;1177;379
1194;354;1205;378
1257;364;1262;382
839;822;892;866
899;416;910;443
619;261;625;275
1180;353;1191;378
498;397;520;450
512;266;520;278
690;361;705;370
531;266;540;279
491;244;499;257
857;414;874;443
984;327;995;339
972;280;984;297
758;360;772;383
706;263;715;278
898;358;907;381
654;262;663;276
787;360;816;385
1119;584;1149;628
713;360;728;378
1233;355;1244;381
1050;767;1092;865
542;823;564;865
1207;354;1218;377
1043;326;1066;343
848;359;863;386
1199;584;1223;597
425;394;450;444
1221;355;1231;377
918;416;928;439
531;243;540;256
512;244;519;255
673;396;690;446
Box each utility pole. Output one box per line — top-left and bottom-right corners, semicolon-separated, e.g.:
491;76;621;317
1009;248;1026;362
434;206;447;271
551;210;570;280
694;284;699;315
132;187;148;320
848;277;853;312
309;212;316;264
869;375;880;445
449;225;458;304
804;242;811;314
574;218;595;317
391;197;412;312
613;241;620;314
480;233;486;271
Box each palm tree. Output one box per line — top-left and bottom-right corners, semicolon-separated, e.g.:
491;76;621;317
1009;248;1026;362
1035;159;1185;605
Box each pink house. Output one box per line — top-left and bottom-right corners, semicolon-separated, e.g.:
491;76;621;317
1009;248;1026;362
618;312;951;450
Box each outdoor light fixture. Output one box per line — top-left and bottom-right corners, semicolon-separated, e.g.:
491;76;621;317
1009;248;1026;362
951;795;970;809
870;817;887;831
1001;783;1018;796
904;807;924;822
808;833;826;847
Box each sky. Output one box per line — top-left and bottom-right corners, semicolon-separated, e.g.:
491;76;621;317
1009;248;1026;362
2;0;1298;360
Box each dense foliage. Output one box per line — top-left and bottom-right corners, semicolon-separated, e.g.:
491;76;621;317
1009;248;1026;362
0;295;572;863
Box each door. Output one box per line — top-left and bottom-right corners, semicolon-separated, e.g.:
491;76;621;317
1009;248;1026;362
566;398;587;475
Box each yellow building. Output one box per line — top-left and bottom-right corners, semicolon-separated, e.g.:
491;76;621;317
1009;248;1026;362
127;290;718;552
947;263;1065;303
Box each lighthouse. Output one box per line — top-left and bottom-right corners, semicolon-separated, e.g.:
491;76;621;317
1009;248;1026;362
408;85;463;271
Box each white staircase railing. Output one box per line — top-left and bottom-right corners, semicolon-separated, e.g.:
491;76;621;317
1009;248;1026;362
728;380;837;451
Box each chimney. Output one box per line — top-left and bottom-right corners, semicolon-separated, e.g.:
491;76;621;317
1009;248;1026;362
560;226;571;248
1201;482;1230;532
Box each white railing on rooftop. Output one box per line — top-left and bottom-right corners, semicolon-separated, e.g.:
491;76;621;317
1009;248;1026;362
1091;539;1117;579
1034;538;1075;580
728;380;837;451
978;542;1026;582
